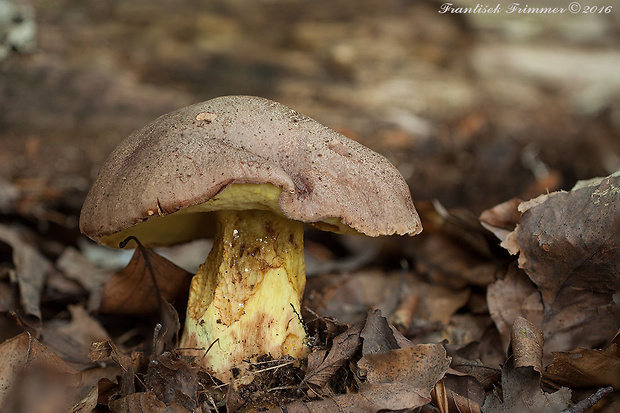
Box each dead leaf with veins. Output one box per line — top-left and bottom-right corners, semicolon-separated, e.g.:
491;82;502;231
98;237;192;316
482;317;572;413
544;328;620;389
497;171;620;357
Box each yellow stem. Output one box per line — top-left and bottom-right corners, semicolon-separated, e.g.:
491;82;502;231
180;209;308;382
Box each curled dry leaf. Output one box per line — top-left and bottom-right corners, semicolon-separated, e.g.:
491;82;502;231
511;316;544;373
89;340;137;398
483;317;571;413
499;171;620;355
442;372;485;412
303;323;362;388
99;240;192;316
0;224;54;318
360;309;400;356
432;378;483;413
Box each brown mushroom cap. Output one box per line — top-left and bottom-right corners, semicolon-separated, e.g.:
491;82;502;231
80;95;421;247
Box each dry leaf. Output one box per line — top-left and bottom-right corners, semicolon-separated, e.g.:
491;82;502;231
442;372;485;412
487;266;538;353
40;304;111;369
108;391;169;413
432;378;482;413
501;171;620;355
483;318;572;413
71;385;99;413
0;224;54;318
479;198;523;242
0;333;81;411
57;247;112;311
276;382;432;413
511;316;544;373
99;239;192;316
360;309;399;356
89;340;136;397
144;352;198;412
544;329;620;389
358;343;451;391
446;348;501;391
303;323;362;388
413;201;499;289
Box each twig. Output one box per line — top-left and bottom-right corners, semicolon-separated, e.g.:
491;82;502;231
560;386;614;413
213;360;295;389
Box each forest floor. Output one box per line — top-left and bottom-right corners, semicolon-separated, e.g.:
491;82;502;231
0;0;619;411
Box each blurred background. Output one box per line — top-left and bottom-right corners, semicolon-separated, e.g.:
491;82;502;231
1;0;619;239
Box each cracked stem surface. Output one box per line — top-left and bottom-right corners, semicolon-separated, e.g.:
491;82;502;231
181;209;308;382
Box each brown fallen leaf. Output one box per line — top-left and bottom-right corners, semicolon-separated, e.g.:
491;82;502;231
108;391;169;413
99;237;192;316
70;365;122;413
358;343;451;391
501;171;620;356
388;291;420;333
274;382;435;413
483;318;572;413
446;346;501;391
293;342;450;412
444;372;485;412
40;304;111;369
412;201;500;290
360;309;400;356
544;329;620;389
303;323;363;388
511;316;544;373
487;265;538;353
144;352;199;412
432;378;482;413
71;385;99;413
89;340;137;398
56;247;112;311
306;269;471;346
0;332;81;412
0;224;54;318
479;198;523;242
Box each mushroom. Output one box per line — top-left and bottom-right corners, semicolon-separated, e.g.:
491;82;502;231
80;95;422;382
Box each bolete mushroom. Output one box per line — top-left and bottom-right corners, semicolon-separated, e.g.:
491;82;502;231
80;95;422;382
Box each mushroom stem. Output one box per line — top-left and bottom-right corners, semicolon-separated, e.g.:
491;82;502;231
181;209;308;382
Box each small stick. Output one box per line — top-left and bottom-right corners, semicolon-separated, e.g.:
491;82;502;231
560;386;614;413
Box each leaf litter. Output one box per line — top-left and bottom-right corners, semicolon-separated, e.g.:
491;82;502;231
1;163;619;412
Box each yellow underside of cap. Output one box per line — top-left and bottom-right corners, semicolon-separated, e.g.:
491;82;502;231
97;183;356;248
